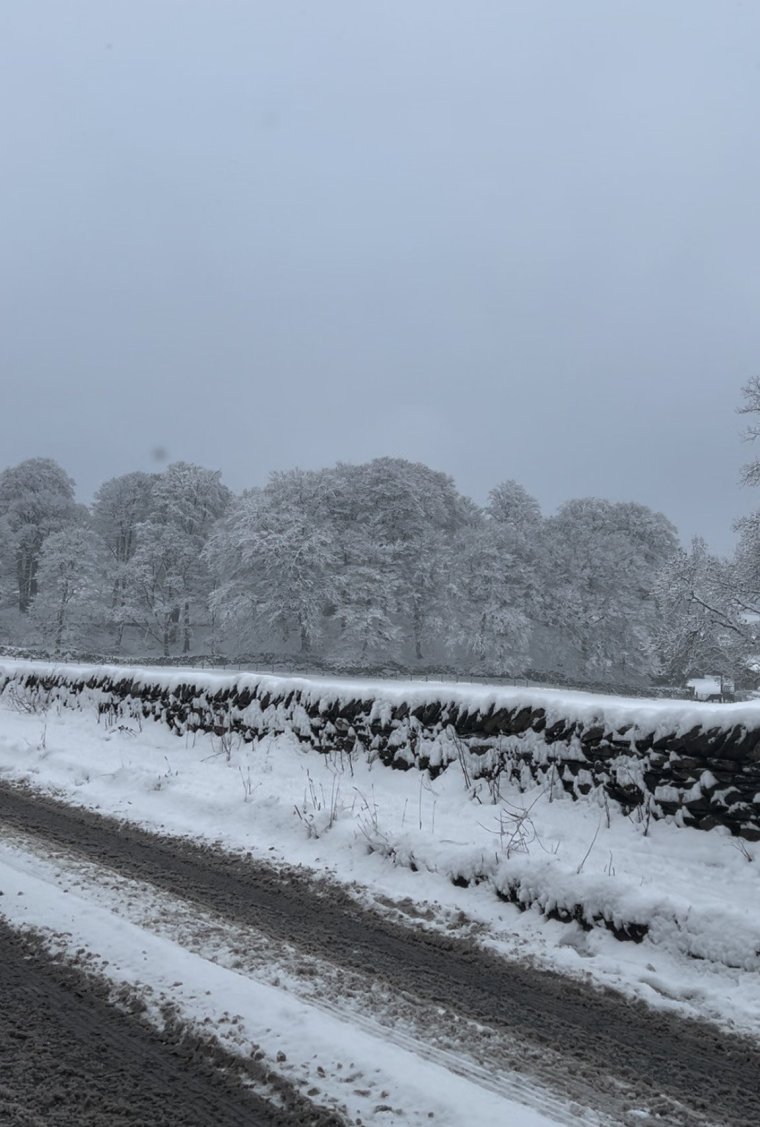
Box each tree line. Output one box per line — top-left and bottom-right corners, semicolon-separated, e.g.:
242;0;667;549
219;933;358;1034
2;398;760;687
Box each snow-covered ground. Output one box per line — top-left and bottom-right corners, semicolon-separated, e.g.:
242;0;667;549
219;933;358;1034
2;669;760;1124
1;676;759;1041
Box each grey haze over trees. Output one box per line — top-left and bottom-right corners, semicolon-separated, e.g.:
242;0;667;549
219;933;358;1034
0;452;692;683
4;385;760;684
3;3;760;557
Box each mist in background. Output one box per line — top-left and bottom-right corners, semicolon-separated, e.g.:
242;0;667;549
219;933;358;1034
3;1;760;552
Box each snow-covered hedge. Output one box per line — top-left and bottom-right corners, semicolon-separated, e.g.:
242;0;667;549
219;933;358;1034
3;660;760;840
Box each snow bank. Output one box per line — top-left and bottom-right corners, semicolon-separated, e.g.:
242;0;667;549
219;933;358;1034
3;659;760;840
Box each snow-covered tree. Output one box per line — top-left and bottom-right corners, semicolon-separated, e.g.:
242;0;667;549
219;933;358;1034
207;470;339;655
444;482;544;673
322;463;408;663
738;375;760;486
203;504;257;654
146;462;231;652
330;458;470;662
150;462;231;541
92;471;156;568
29;527;108;653
329;554;401;664
654;537;744;681
542;499;678;681
733;379;760;616
449;520;533;673
106;463;231;655
207;458;474;664
92;471;156;647
0;458;77;613
119;522;199;656
733;512;760;620
720;513;760;676
487;479;543;533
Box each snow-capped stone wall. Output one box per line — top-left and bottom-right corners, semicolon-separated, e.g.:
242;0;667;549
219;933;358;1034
3;661;760;840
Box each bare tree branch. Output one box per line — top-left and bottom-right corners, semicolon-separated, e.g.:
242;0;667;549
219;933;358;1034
689;589;747;637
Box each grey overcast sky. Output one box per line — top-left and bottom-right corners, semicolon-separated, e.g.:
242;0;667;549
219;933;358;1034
2;1;760;553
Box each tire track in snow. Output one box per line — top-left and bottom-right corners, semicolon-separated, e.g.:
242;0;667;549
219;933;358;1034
0;825;594;1127
0;778;756;1126
0;918;339;1127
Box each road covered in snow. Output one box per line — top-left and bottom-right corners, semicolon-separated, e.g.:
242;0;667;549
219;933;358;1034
0;787;590;1127
2;665;760;1125
1;780;759;1127
0;915;313;1127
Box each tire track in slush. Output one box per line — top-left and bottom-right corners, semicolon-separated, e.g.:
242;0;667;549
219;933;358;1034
1;780;758;1126
0;919;341;1127
0;825;593;1127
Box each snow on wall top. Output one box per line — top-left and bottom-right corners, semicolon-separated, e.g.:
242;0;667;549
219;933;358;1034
3;658;760;742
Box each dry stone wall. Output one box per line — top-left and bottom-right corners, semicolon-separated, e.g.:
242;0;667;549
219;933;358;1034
3;662;760;841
